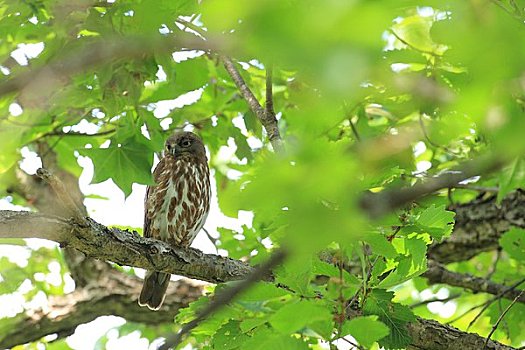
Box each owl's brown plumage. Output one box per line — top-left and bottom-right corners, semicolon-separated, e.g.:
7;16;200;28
138;131;211;310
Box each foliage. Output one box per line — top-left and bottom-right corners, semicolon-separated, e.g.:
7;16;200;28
1;0;525;349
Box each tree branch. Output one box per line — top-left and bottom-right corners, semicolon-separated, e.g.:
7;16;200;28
222;56;283;152
0;34;225;103
0;209;518;350
0;210;254;284
423;261;525;304
360;155;504;218
0;270;203;349
429;190;525;263
407;318;515;350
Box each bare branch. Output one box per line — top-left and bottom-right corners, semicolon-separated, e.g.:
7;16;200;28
483;289;525;349
222;56;283;152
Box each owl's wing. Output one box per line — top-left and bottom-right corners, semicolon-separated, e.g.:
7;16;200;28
143;158;167;239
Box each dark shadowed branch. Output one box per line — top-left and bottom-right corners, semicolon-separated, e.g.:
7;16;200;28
0;34;226;102
360;154;505;218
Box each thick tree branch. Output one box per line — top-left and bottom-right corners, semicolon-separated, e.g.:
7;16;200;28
407;318;514;350
429;190;525;263
14;148;113;288
0;210;253;284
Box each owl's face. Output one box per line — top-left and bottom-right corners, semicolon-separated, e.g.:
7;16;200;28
164;131;206;159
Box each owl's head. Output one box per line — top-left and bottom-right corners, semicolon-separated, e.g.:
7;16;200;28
164;131;206;160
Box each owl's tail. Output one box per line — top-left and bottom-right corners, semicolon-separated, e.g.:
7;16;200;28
138;271;171;311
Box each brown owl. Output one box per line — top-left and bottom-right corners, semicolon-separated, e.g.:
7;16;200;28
138;131;211;310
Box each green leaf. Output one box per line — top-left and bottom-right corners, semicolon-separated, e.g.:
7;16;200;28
212;320;250;350
363;289;415;349
274;258;314;296
342;316;390;348
243;326;309;350
416;205;455;241
81;140;154;197
238;282;289;302
140;56;209;103
391;15;447;55
500;228;525;261
269;299;332;334
498;157;525;203
364;231;398;259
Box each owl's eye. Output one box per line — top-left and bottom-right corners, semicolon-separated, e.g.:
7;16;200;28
166;144;172;151
181;139;191;147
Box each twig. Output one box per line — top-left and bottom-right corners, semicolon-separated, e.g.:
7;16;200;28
158;249;288;350
418;114;460;156
265;62;276;120
485;248;502;280
222;56;283;152
482;288;525;349
42;129;117;138
35;168;87;225
453;184;499;193
467;277;525;330
489;0;524;23
174;18;283;152
410;294;461;309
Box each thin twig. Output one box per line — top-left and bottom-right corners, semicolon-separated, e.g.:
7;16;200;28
467;277;525;330
489;0;524;23
453;184;499;193
35;168;87;225
265;62;276;119
158;249;288;350
410;294;461;309
483;288;525;349
485;248;502;280
174;18;283;152
42;129;117;138
418;114;460;156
